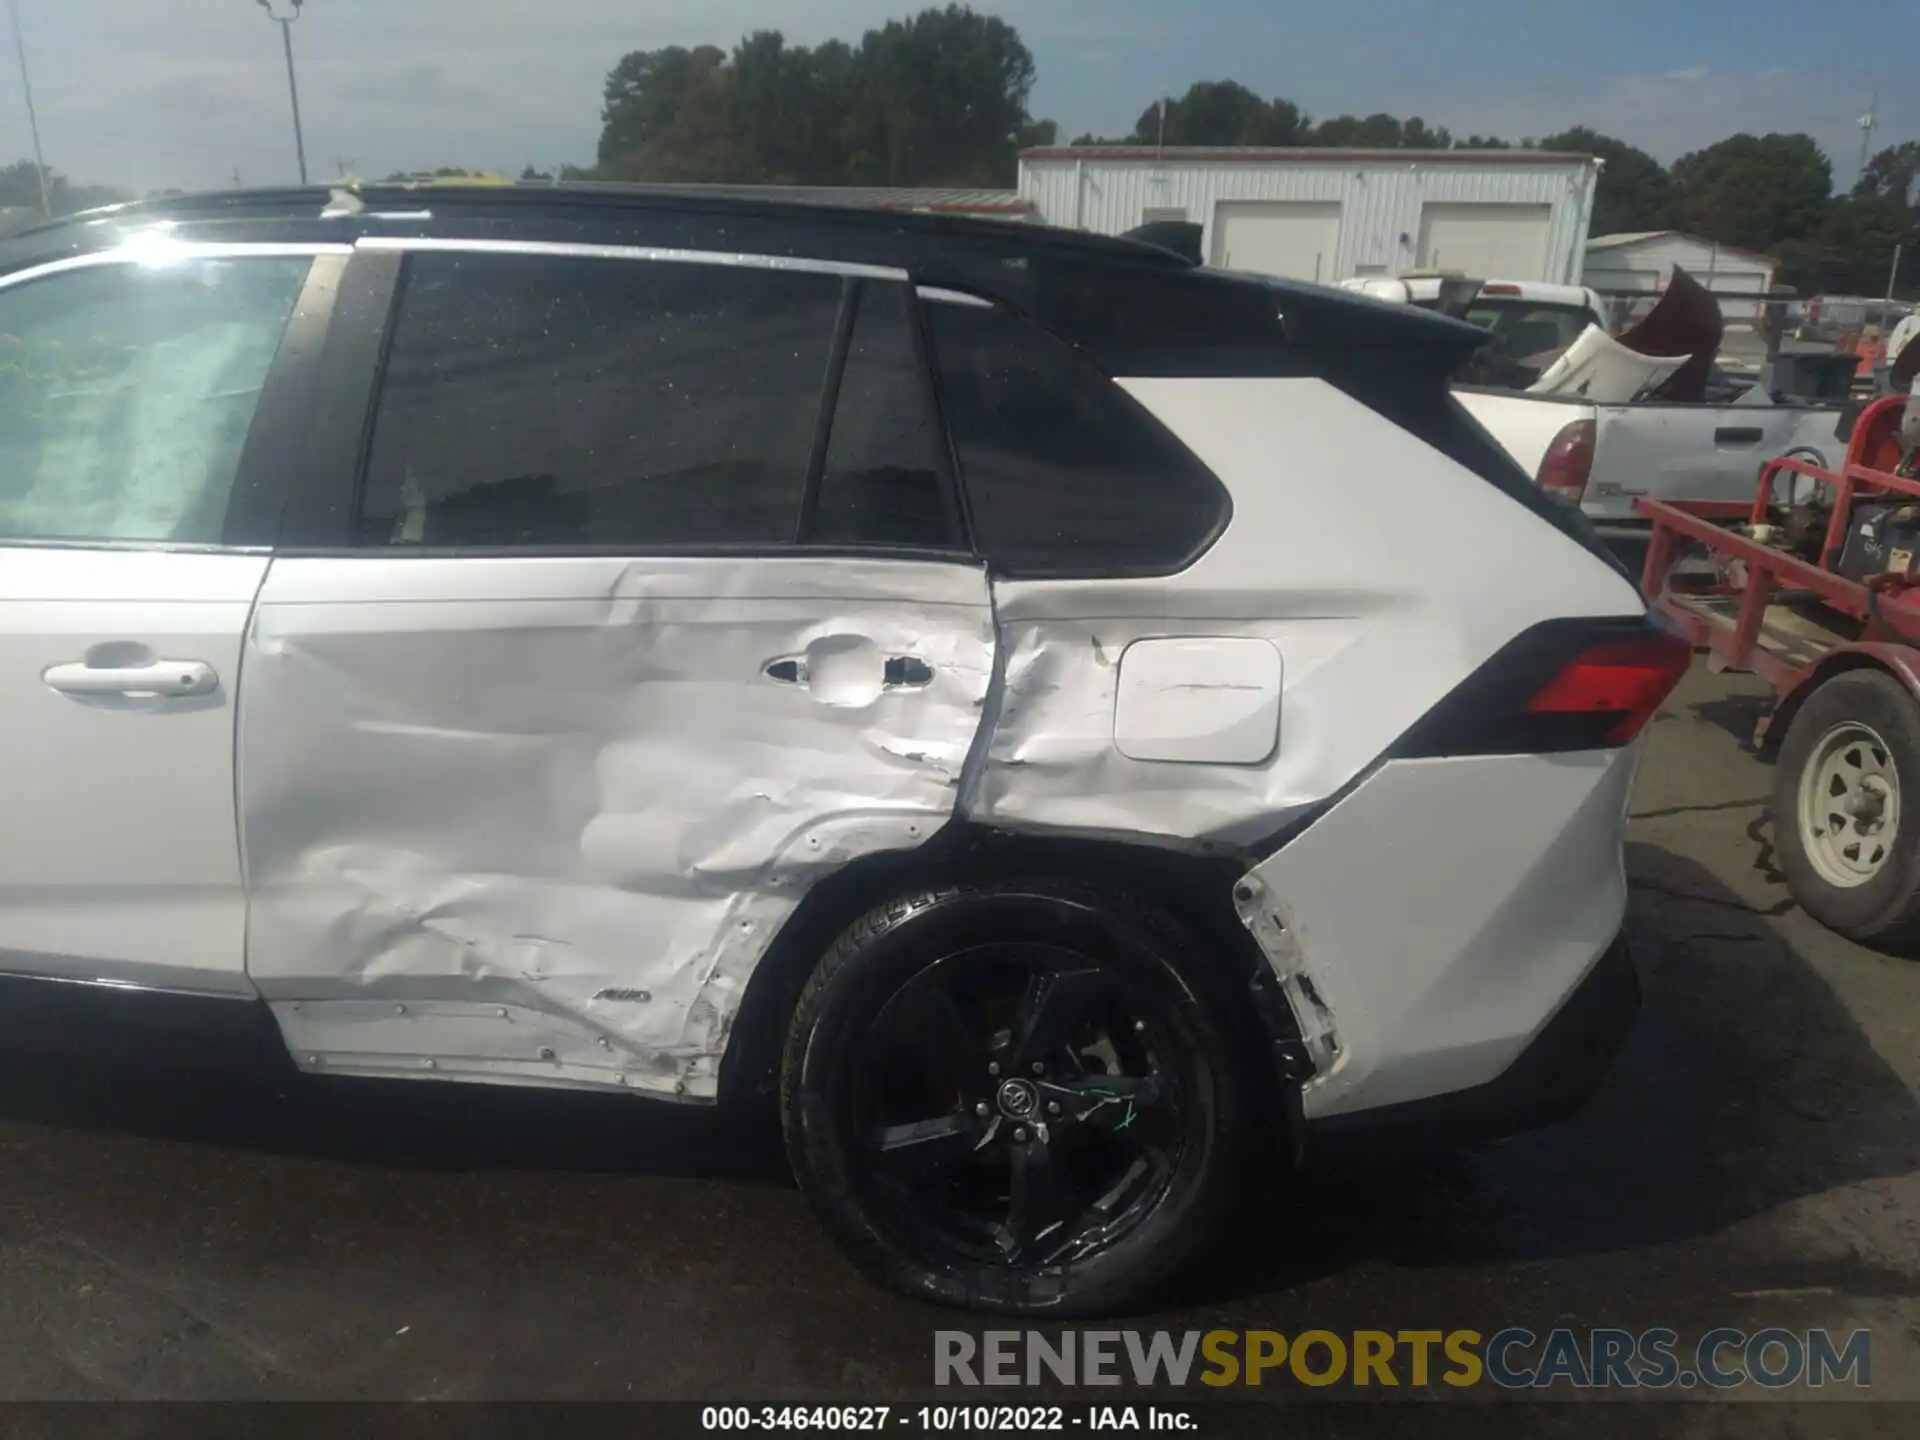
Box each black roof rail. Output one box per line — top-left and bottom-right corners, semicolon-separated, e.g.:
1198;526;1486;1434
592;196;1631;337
47;182;1193;269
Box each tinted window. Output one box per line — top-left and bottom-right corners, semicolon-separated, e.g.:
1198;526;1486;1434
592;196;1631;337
811;283;955;549
357;253;839;548
0;256;309;544
924;299;1227;577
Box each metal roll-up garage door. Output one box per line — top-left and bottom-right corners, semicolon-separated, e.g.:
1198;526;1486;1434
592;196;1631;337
1416;203;1553;278
1209;201;1342;282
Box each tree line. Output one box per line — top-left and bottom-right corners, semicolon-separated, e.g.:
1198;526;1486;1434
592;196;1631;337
2;5;1913;297
579;11;1916;297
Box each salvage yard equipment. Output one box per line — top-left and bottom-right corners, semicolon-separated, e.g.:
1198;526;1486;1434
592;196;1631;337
1638;387;1920;944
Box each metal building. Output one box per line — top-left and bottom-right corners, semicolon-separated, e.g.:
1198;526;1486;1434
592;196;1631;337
1583;231;1779;326
1016;146;1600;286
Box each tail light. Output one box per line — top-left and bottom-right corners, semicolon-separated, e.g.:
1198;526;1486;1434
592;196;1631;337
1396;619;1693;757
1523;630;1693;745
1537;419;1596;506
1480;282;1521;296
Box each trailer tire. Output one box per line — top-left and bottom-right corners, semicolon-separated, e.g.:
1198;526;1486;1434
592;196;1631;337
1774;668;1920;946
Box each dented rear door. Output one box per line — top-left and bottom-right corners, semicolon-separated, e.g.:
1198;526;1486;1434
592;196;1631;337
238;242;994;1098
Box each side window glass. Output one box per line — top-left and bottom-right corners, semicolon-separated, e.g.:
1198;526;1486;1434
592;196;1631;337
810;283;956;549
357;253;839;549
0;257;311;545
924;298;1228;577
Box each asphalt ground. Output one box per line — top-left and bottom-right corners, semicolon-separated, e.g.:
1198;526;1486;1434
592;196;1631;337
0;665;1911;1435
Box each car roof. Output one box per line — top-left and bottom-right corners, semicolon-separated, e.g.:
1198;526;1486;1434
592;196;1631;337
28;182;1186;268
7;183;1490;379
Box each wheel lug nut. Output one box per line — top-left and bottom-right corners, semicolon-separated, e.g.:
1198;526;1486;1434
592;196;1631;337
975;1101;990;1117
1133;1020;1146;1033
1031;1062;1044;1076
987;1062;1000;1076
1014;1127;1028;1142
1047;1101;1061;1115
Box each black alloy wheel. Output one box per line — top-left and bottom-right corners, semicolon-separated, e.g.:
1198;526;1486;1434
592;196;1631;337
781;883;1241;1315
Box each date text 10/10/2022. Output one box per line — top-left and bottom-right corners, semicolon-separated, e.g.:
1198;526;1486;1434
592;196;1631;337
701;1407;1196;1431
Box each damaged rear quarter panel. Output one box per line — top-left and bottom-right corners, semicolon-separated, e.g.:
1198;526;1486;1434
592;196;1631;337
239;555;995;1098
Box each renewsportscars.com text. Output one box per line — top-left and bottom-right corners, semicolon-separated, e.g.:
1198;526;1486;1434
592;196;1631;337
934;1327;1871;1391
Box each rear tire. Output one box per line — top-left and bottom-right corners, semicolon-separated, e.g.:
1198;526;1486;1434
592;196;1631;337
1774;669;1920;945
780;881;1241;1316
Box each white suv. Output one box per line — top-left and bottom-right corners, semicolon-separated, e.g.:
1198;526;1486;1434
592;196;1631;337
0;188;1687;1315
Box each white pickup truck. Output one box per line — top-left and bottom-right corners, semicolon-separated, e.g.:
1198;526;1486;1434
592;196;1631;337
1342;276;1848;542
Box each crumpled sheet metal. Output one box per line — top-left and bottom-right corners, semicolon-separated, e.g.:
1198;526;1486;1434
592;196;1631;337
960;375;1643;848
241;555;995;1099
959;617;1368;846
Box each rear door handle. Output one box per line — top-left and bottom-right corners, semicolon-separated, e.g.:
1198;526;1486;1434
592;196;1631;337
883;655;934;688
1714;426;1765;445
43;660;217;698
763;655;935;689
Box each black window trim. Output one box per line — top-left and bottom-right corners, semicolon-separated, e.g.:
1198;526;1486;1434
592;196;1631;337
796;278;861;544
278;238;981;564
906;282;977;554
224;251;350;547
0;240;348;555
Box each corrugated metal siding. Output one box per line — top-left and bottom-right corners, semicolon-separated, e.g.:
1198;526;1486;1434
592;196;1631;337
1583;236;1777;323
1019;155;1597;284
1585;235;1774;289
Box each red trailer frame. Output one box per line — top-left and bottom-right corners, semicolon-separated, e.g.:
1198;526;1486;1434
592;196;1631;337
1636;394;1920;745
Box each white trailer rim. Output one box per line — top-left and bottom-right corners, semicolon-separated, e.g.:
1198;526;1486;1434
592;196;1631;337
1799;720;1902;888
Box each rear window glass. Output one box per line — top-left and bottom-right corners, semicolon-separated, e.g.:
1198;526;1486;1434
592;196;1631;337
924;298;1228;578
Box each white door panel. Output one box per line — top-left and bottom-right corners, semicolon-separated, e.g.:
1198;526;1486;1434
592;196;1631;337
0;549;268;992
239;554;996;1098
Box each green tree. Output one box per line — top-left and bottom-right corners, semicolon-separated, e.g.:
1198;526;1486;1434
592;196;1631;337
1855;140;1920;206
1669;132;1831;254
0;159;128;216
844;5;1038;185
1126;81;1309;147
1536;127;1672;235
1775;195;1920;297
729;32;840;183
597;44;728;174
1016;118;1058;149
596;8;1045;187
1312;112;1438;147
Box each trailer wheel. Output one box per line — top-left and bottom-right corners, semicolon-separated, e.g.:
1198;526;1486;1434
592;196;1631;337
1775;669;1920;944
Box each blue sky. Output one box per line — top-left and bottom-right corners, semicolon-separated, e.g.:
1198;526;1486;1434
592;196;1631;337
0;0;1912;193
1025;0;1913;171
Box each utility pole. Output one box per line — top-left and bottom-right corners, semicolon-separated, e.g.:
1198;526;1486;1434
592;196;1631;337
1858;94;1878;188
256;1;309;185
6;0;51;215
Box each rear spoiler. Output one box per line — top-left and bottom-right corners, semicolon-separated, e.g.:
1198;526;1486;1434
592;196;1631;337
1120;221;1204;265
